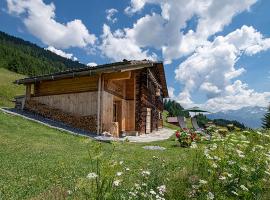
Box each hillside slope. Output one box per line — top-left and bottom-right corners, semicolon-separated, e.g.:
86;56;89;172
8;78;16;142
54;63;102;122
0;31;86;76
0;68;24;107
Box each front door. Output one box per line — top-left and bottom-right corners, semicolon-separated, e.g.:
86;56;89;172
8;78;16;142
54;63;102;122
146;108;151;134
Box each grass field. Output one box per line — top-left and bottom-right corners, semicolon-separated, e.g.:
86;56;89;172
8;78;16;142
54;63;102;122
0;111;197;199
0;68;25;107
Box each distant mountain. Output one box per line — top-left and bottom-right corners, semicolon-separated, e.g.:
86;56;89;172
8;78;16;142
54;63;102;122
0;31;86;76
207;106;267;128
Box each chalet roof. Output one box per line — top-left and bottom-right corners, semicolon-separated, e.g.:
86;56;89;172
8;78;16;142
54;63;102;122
14;60;169;97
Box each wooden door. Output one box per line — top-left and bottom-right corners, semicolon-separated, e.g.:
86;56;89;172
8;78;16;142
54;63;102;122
146;108;151;134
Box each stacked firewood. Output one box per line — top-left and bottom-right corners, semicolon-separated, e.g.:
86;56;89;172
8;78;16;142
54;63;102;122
24;100;97;133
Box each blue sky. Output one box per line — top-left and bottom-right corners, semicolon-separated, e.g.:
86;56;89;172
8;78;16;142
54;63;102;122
1;0;270;111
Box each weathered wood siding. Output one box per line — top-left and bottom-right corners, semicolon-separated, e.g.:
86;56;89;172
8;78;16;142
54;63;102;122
101;91;114;131
135;69;163;134
34;75;98;96
32;91;98;116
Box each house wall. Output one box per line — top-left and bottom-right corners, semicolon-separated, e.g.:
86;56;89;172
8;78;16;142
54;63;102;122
135;69;164;134
32;91;98;116
34;75;98;96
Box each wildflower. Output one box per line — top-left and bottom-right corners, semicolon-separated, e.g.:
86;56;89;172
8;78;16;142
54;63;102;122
150;189;156;195
119;161;124;165
212;163;218;168
113;180;121;187
228;160;236;165
142;183;147;186
116;172;123;176
135;183;141;190
207;192;215;200
67;190;72;195
129;192;137;197
219;176;226;180
210;143;217;150
199;179;208;184
265;170;270;175
231;191;239;196
125;167;130;171
87;172;98;179
213;156;221;161
240;185;249;191
256;131;262;135
191;142;198;148
240;166;248;172
157;185;166;195
142;170;151;176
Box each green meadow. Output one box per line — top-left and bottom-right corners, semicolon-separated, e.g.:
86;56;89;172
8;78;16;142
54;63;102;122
0;69;270;199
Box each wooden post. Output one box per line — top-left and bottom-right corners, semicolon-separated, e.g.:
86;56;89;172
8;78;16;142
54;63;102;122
97;74;101;135
25;84;31;100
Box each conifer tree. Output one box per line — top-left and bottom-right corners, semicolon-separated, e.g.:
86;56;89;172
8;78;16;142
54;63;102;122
262;104;270;129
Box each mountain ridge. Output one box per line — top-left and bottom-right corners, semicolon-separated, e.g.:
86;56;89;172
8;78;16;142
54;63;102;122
207;106;267;128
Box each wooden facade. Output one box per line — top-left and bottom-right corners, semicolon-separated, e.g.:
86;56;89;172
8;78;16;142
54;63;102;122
15;61;168;136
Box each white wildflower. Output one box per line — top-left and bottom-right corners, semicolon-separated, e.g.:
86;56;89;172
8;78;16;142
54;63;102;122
213;156;221;161
113;179;121;187
191;142;198;148
125;167;130;171
207;192;215;200
150;189;156;195
256;131;262;135
210;143;217;150
265;170;270;175
231;191;239;196
119;161;124;165
240;166;248;172
212;163;218;168
157;185;166;195
240;185;249;191
142;170;151;176
67;190;72;195
199;179;208;184
87;172;98;179
228;160;236;165
116;172;123;176
129;191;137;197
219;176;226;180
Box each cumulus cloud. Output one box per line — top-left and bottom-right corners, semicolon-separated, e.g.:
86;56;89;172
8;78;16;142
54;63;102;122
121;0;258;64
46;46;78;61
6;0;96;49
100;24;157;61
106;8;118;23
174;25;270;111
87;62;98;67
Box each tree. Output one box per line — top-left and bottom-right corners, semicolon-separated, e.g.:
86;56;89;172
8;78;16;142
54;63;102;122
262;104;270;129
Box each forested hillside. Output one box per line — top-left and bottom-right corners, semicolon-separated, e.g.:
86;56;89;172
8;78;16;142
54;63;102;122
0;31;86;76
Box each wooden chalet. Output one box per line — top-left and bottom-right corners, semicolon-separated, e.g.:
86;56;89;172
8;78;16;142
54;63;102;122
14;60;169;137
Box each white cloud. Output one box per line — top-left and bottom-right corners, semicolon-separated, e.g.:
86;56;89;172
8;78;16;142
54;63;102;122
100;24;157;61
106;8;118;23
6;0;96;49
87;62;98;67
122;0;258;64
168;86;175;99
174;25;270;111
46;46;77;61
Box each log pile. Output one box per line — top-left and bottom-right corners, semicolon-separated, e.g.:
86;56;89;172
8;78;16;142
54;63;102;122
24;100;97;133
